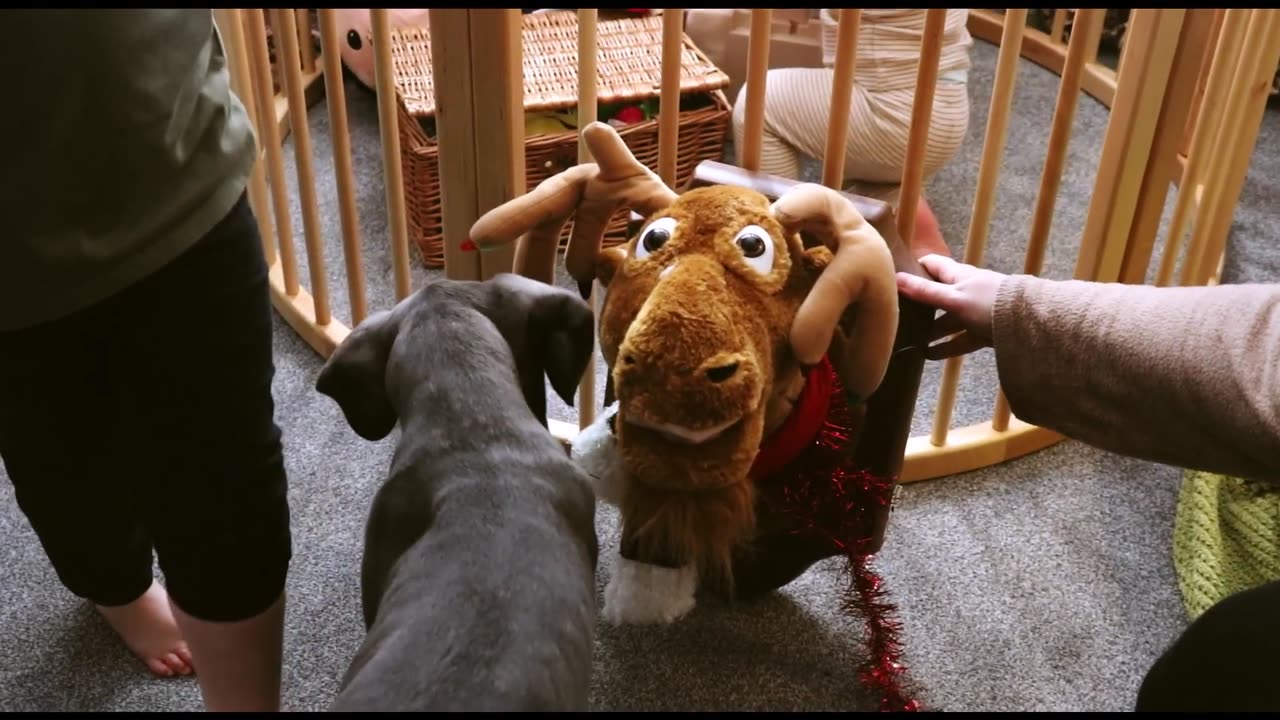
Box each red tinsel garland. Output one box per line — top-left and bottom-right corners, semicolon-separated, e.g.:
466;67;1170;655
758;360;921;713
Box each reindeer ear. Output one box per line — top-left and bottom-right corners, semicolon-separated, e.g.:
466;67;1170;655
771;183;898;402
316;310;402;441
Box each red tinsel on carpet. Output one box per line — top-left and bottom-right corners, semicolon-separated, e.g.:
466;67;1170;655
759;359;921;713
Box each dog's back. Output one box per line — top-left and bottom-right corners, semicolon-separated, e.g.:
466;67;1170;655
319;276;600;712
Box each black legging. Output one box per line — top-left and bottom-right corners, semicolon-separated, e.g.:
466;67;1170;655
0;192;292;623
1137;579;1280;712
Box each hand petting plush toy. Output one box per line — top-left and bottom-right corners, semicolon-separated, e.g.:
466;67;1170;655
468;122;925;711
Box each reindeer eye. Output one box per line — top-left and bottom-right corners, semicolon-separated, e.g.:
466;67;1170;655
737;233;765;257
634;216;677;260
734;224;775;275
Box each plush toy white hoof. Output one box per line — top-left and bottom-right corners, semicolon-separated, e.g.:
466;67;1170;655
570;401;628;507
602;555;698;625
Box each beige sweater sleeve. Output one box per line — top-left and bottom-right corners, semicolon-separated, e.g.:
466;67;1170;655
992;275;1280;484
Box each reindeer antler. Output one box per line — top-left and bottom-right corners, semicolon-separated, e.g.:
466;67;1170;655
771;184;899;404
469;122;678;287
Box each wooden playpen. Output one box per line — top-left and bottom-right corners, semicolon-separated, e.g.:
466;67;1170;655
213;8;1280;485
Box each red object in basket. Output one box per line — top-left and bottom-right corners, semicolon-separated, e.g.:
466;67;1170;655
613;106;645;124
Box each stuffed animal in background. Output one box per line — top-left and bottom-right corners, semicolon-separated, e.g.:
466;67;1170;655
467;121;924;711
332;9;431;90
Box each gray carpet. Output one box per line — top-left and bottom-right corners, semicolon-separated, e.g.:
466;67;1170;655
2;36;1278;712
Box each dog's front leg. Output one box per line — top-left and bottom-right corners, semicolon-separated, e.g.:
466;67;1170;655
571;401;627;506
601;545;698;625
573;403;699;624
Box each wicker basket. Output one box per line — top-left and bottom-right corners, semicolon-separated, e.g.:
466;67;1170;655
388;10;733;268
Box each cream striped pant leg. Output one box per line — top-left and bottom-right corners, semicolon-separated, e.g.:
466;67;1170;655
731;67;971;202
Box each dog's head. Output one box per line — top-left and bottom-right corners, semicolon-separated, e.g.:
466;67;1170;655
316;273;596;441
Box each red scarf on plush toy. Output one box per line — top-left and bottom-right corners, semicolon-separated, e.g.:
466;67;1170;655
748;355;920;713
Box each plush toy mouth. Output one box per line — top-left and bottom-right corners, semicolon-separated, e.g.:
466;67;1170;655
624;414;743;446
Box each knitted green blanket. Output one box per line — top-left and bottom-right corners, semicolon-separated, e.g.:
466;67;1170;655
1173;469;1280;619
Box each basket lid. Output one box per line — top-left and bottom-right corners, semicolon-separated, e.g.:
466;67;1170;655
390;10;731;118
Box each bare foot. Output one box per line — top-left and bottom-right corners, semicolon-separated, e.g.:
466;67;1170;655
96;580;194;678
911;196;953;260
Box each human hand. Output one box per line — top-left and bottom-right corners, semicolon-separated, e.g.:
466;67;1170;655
895;254;1006;360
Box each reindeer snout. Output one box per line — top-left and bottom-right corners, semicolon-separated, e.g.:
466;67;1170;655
609;254;768;444
619;349;746;385
614;333;760;440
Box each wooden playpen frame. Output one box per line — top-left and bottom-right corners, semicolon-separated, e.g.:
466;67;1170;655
213;7;1280;484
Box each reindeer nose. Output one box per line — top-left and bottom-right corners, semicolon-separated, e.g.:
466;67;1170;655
704;361;740;384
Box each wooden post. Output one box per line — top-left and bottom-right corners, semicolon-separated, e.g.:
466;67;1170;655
427;9;481;282
468;9;524;282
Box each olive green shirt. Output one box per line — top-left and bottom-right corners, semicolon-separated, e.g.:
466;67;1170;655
0;9;257;331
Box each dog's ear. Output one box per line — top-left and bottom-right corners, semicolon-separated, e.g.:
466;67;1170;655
529;288;597;410
316;309;401;441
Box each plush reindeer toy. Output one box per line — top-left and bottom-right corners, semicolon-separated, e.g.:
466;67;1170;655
468;122;917;708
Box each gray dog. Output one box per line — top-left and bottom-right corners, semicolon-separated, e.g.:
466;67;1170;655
317;273;600;712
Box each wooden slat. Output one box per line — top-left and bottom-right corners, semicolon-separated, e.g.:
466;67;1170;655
991;8;1103;432
738;9;772;172
657;9;685;185
969;10;1118;108
895;8;947;250
274;8;332;325
1156;8;1252;286
1073;9;1186;284
931;9;1026;447
215;8;277;267
1186;10;1280;285
1051;9;1067;44
1118;9;1216;284
296;9;316;73
318;9;370;325
245;9;301;297
576;9;600;429
1181;9;1227;157
372;9;415;297
821;9;861;189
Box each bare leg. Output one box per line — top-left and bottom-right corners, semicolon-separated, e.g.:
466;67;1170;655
170;592;286;712
95;579;193;678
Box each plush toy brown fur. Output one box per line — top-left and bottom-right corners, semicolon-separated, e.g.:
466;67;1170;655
468;121;900;619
